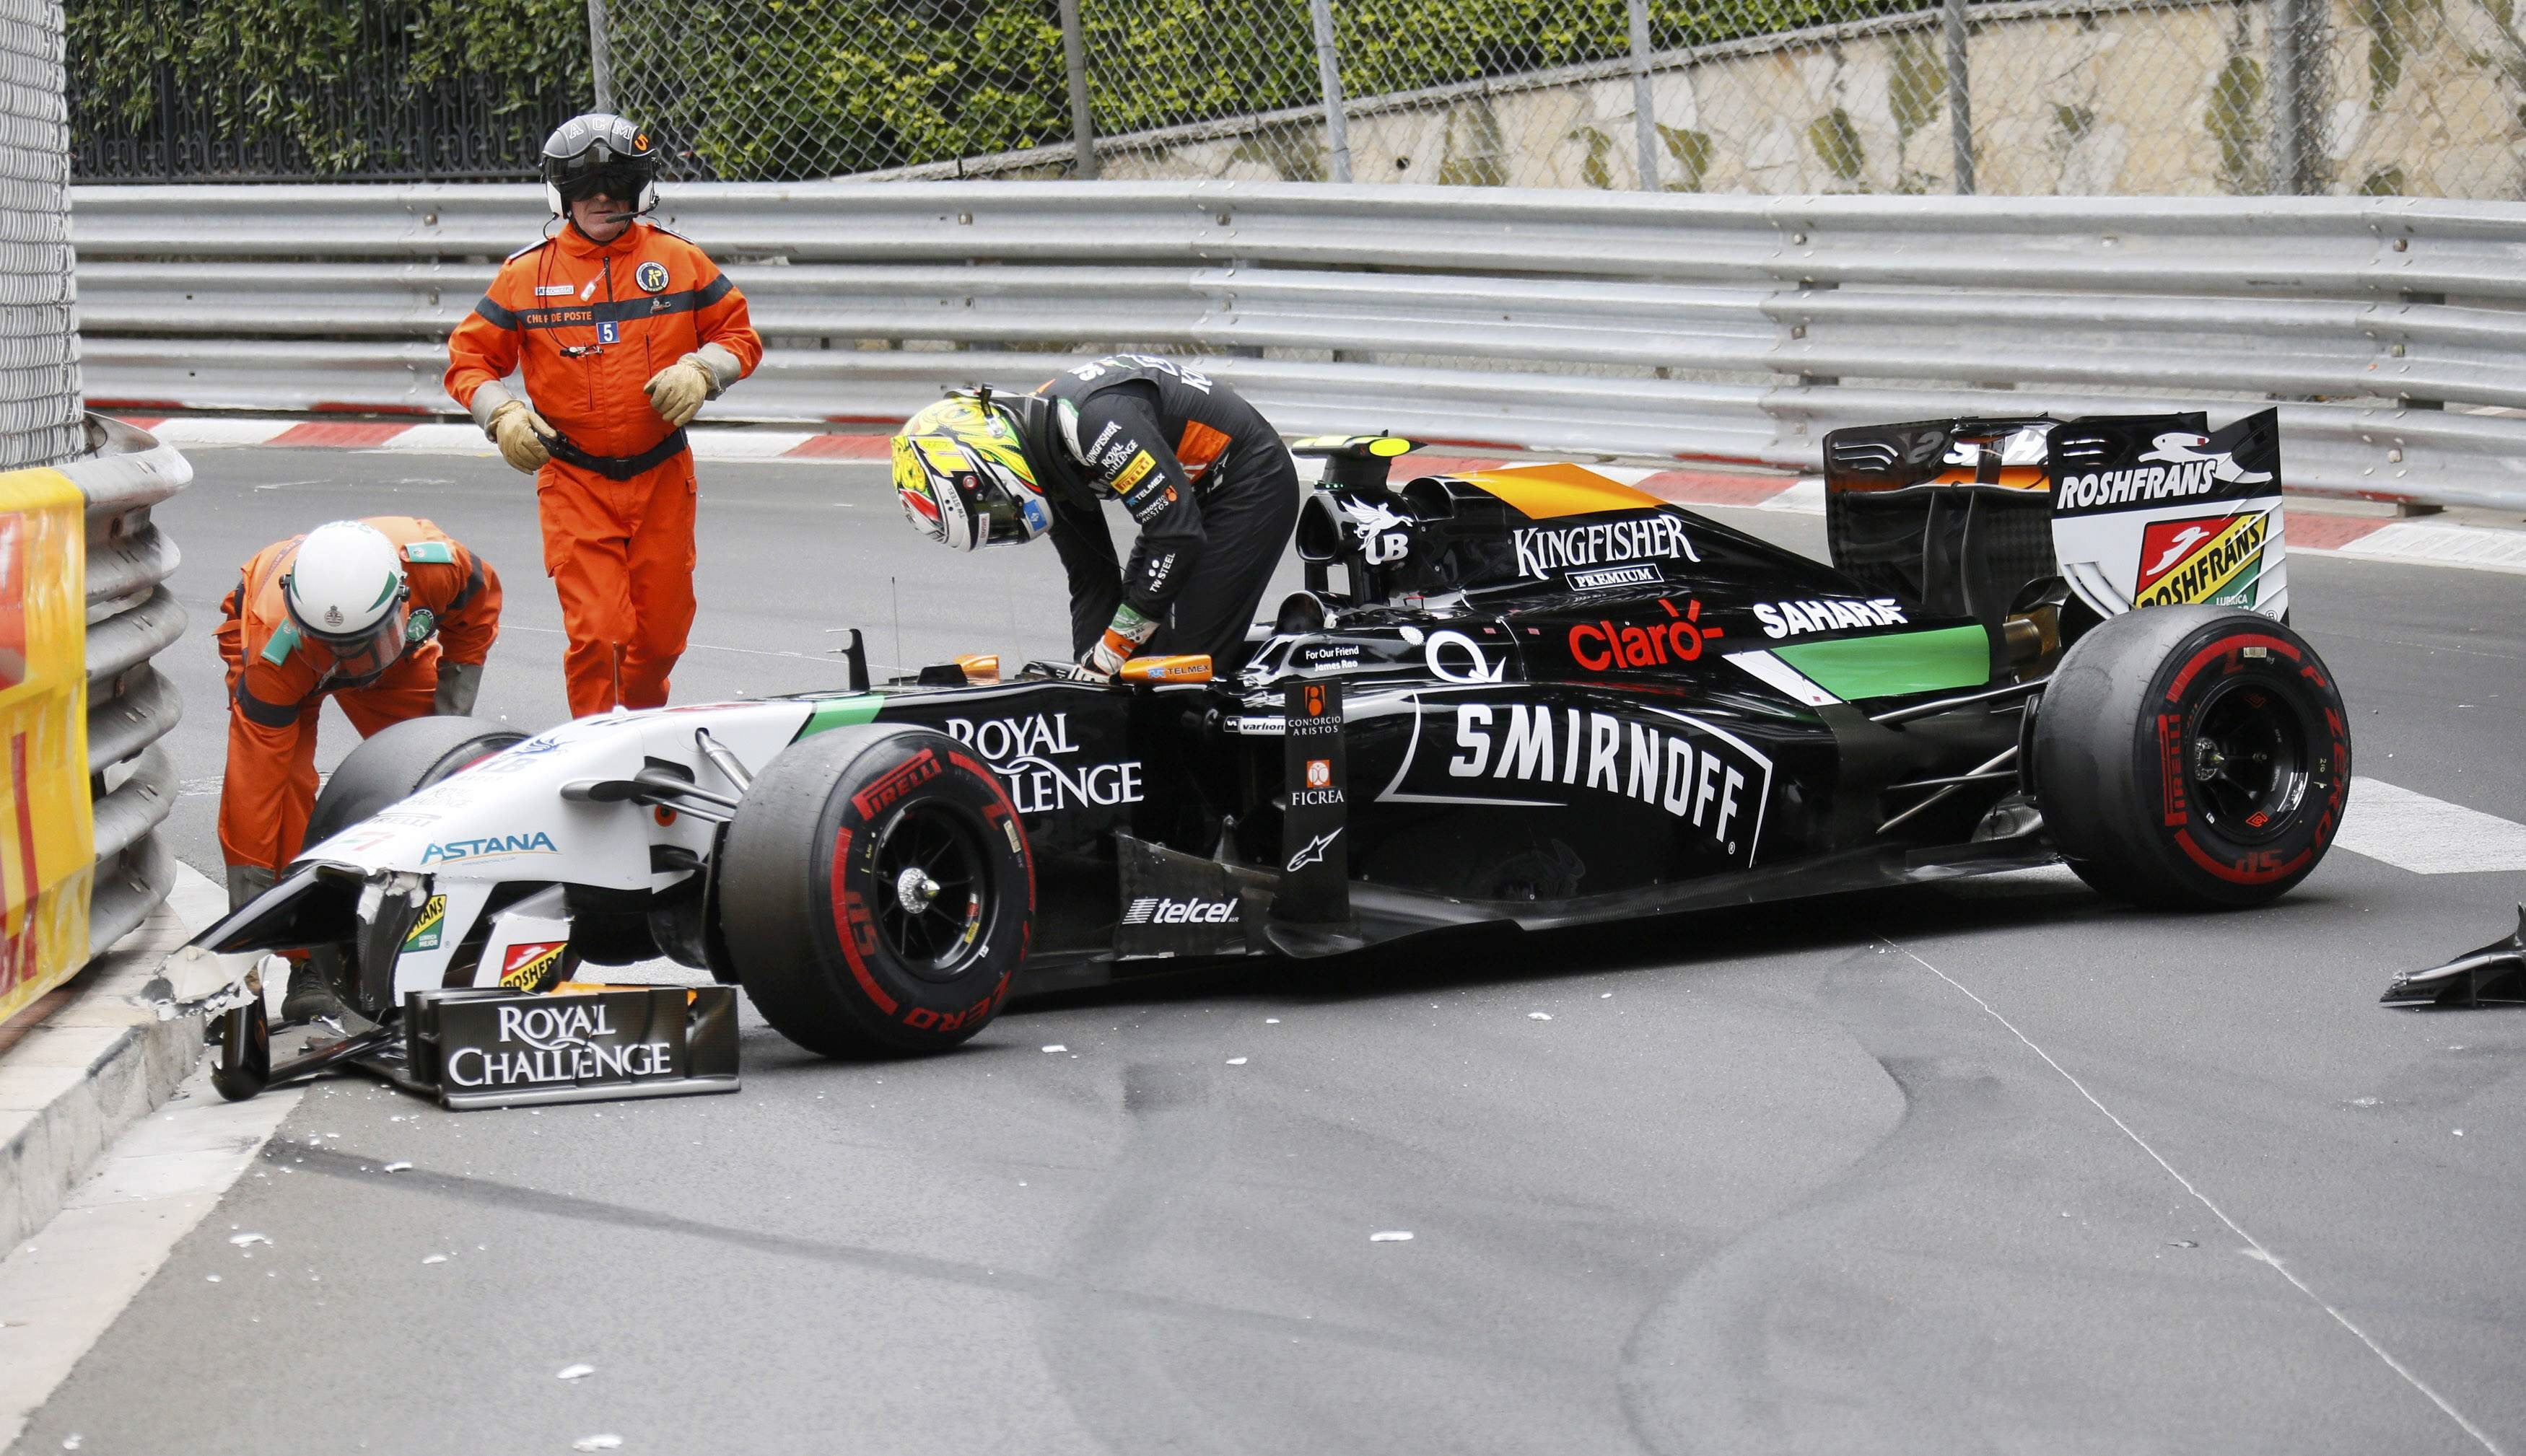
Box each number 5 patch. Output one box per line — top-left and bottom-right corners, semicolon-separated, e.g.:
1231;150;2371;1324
598;320;620;344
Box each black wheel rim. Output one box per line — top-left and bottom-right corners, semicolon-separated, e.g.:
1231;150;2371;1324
868;802;989;983
2188;676;2311;843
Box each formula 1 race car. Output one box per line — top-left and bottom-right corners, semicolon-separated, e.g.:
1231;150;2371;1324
176;406;2350;1102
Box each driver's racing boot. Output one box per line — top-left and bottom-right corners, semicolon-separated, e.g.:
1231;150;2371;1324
279;957;345;1026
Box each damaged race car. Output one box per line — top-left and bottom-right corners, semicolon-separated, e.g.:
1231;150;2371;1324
175;405;2350;1105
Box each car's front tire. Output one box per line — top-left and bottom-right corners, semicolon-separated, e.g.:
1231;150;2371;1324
2034;605;2351;908
719;726;1033;1058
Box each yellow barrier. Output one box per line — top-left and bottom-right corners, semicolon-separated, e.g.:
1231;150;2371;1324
0;468;89;1026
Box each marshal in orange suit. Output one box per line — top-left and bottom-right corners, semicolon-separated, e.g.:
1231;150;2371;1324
444;113;761;718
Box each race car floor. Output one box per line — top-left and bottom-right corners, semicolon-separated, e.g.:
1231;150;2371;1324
6;448;2525;1455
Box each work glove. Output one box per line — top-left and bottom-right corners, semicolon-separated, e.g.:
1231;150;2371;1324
486;398;555;473
434;659;484;717
644;356;715;426
1078;603;1157;681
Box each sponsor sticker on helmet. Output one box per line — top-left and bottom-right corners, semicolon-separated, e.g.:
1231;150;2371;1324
635;260;668;294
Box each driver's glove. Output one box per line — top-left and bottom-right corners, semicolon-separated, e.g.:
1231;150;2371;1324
1078;603;1157;680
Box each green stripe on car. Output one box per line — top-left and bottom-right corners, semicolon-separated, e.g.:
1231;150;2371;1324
793;693;885;740
1772;625;1992;701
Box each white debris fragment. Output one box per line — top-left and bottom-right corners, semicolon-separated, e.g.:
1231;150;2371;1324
556;1363;596;1381
421;1254;448;1266
1528;1012;1552;1021
1041;1044;1067;1053
572;1437;624;1452
227;1232;271;1247
61;1436;79;1451
1600;992;1612;999
1265;1018;1280;1024
2454;1129;2465;1136
205;1275;222;1284
1370;1230;1414;1242
383;1162;413;1173
1226;1057;1248;1066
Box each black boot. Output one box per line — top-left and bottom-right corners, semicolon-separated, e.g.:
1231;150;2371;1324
280;958;345;1025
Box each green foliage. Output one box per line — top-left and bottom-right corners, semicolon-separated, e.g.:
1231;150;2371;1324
1436;100;1508;186
1887;33;1943;140
69;0;590;176
1658;123;1713;190
2206;53;2265;191
1808;105;1866;183
1568;125;1617;188
70;0;1952;180
2355;0;2437;108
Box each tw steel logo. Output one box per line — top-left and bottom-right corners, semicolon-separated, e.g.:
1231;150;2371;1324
1566;598;1723;672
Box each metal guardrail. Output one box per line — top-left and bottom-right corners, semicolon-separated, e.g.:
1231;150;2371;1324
70;182;2526;509
59;414;189;957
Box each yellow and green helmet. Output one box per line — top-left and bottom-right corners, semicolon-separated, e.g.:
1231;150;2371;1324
891;392;1052;551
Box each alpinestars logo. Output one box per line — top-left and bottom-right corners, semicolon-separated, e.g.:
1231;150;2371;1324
1288;829;1342;872
1122;895;1240;925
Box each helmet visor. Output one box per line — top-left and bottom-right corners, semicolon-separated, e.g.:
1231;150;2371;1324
302;598;410;683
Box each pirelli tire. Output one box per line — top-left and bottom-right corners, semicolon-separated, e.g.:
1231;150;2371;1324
2033;605;2351;910
719;725;1034;1058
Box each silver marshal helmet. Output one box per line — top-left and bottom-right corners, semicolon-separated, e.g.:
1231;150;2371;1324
282;521;411;679
541;113;661;218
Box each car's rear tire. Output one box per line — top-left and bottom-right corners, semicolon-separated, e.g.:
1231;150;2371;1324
719;725;1033;1058
2033;605;2350;909
305;715;528;849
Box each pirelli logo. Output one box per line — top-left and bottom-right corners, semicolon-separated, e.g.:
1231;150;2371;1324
2135;512;2269;608
1111;451;1158;494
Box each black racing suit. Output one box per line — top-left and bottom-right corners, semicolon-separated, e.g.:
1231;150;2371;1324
1023;354;1300;672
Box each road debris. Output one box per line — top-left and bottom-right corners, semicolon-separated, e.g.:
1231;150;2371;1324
1370;1230;1413;1242
556;1363;596;1381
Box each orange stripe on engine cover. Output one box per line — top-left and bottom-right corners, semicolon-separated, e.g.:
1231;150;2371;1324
1455;462;1666;520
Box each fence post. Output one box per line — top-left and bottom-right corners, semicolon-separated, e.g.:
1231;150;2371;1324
1627;0;1660;190
586;0;615;113
1060;0;1099;179
1944;0;1973;193
1308;0;1352;183
2269;0;2317;194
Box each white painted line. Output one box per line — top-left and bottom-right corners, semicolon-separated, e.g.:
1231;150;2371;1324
1757;477;1826;514
2334;522;2526;576
375;423;491;453
689;430;816;460
2334;777;2526;874
141;418;290;446
1884;935;2506;1455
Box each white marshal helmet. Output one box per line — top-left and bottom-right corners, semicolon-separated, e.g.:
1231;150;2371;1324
283;521;411;674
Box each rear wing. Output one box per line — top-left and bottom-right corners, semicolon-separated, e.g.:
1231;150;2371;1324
1820;408;2288;626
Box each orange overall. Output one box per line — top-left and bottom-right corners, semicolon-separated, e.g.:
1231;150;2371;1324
216;517;503;875
443;221;761;716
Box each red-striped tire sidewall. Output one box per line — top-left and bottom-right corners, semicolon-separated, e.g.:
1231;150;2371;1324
2036;605;2351;909
722;726;1033;1058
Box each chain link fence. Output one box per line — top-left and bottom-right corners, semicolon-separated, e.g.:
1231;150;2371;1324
3;0;78;470
56;0;2526;197
590;0;2520;198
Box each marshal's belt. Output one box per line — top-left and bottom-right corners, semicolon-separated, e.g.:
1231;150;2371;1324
546;428;689;481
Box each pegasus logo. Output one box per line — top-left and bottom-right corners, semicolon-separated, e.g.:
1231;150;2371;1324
2146;525;2214;577
2138;432;2273;486
1286;829;1342;873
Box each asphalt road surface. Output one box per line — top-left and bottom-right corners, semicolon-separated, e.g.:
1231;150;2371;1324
14;446;2526;1455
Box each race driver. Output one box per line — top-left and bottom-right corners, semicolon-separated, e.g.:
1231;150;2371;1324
892;354;1301;677
443;112;761;717
217;518;503;1022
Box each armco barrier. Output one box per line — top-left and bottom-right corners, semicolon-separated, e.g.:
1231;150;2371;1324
70;182;2526;510
58;415;188;962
